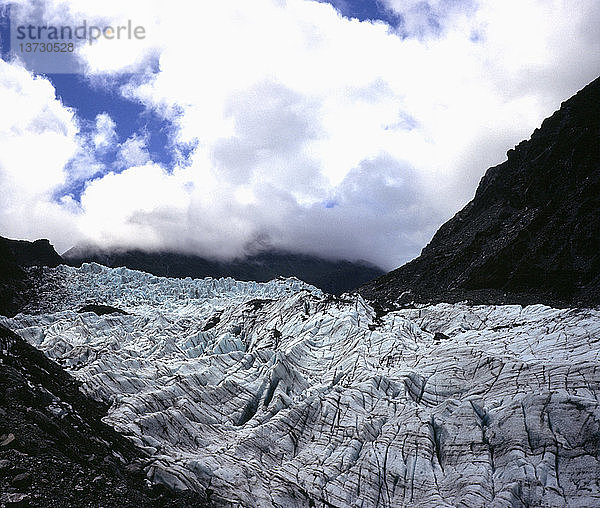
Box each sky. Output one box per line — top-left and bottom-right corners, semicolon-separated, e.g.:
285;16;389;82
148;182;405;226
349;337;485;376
0;0;598;270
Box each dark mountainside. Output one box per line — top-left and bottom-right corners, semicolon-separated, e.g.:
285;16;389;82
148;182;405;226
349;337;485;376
0;325;207;507
64;248;384;295
360;76;600;309
3;238;63;269
0;240;29;318
0;236;63;318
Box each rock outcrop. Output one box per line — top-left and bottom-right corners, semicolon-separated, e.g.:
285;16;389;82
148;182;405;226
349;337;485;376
0;236;64;317
360;76;600;309
2;237;63;269
0;238;29;317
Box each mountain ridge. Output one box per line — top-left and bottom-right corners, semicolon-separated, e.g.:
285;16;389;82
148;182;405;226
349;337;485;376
360;76;600;309
63;246;384;295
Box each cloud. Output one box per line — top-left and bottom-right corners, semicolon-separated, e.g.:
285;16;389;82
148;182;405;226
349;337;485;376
116;133;150;168
269;155;435;266
0;0;599;269
381;0;478;38
91;113;117;151
0;59;80;243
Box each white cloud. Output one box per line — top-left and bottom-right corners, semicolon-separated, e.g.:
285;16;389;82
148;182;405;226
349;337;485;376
381;0;478;37
0;59;80;245
1;0;599;268
117;133;150;168
91;112;117;151
76;163;190;250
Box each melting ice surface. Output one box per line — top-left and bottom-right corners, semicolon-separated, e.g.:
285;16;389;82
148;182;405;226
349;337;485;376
3;263;600;507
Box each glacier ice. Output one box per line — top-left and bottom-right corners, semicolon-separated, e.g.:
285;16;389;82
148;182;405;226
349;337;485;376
3;263;600;507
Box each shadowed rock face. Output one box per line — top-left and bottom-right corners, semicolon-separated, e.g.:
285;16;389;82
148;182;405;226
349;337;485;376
78;304;129;316
360;76;600;309
0;236;64;317
63;248;384;296
0;239;29;317
2;237;63;269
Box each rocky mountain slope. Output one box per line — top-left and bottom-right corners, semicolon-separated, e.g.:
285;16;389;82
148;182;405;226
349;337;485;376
2;237;63;269
64;247;384;296
360;76;600;309
0;236;63;317
0;324;207;507
4;263;600;507
0;239;29;318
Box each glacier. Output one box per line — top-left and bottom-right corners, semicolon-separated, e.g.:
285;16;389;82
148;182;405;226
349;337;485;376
2;263;600;507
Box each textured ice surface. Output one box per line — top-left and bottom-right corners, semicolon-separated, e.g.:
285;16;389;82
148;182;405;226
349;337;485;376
3;264;600;507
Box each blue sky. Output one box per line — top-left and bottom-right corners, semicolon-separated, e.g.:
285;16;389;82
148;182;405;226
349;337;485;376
0;0;598;266
48;74;173;164
318;0;401;26
47;73;193;201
